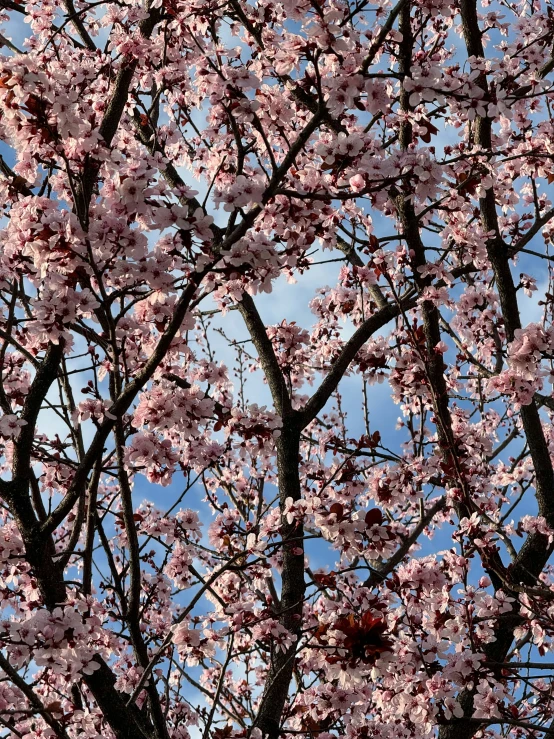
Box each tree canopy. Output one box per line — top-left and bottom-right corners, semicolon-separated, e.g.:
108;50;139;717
1;0;554;737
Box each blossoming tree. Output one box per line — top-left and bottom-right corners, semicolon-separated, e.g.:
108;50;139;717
1;0;554;736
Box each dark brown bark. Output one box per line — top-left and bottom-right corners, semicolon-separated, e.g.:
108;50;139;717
114;416;170;739
0;339;156;737
76;5;162;227
253;423;304;739
396;2;463;503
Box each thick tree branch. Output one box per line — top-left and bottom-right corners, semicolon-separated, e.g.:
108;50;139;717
76;3;162;226
252;425;304;739
12;342;64;486
237;294;293;418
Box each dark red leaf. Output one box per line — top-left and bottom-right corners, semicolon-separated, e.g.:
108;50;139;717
365;509;384;527
329;502;344;520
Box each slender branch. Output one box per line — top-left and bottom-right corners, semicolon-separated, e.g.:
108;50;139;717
39;271;205;536
364;497;446;587
298;297;415;427
0;653;70;739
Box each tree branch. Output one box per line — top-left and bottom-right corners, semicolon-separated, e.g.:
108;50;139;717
298;297;415;427
237;294;293;418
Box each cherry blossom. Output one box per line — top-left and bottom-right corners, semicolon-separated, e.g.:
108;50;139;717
0;0;553;738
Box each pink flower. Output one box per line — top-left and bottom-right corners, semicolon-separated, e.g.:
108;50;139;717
349;174;365;192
